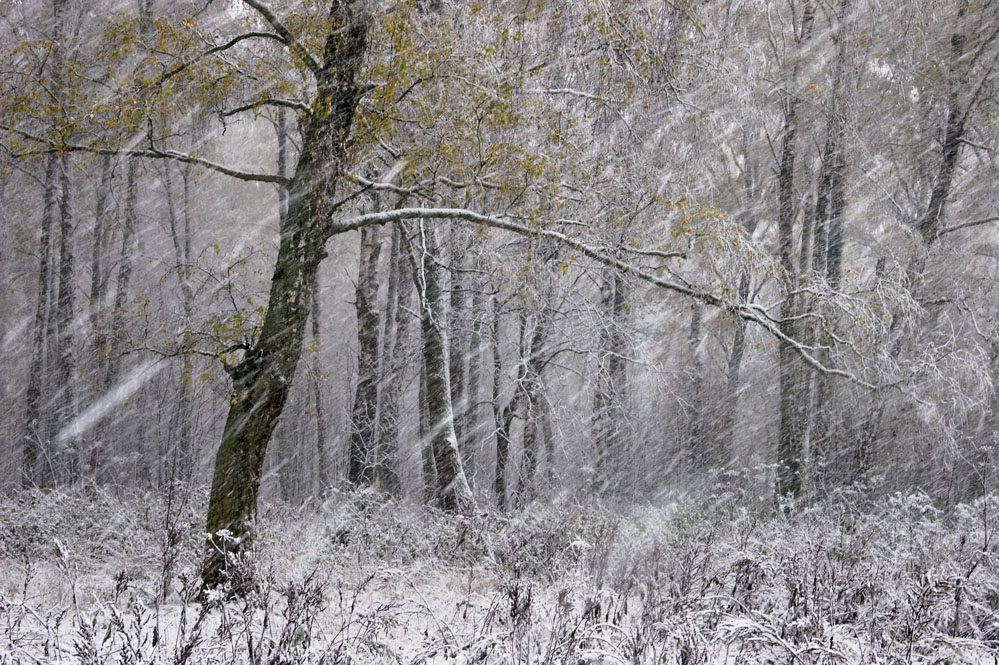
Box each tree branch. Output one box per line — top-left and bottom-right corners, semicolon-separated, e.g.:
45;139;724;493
939;216;999;236
328;206;877;390
158;31;285;84
241;0;321;76
1;124;289;185
221;97;310;117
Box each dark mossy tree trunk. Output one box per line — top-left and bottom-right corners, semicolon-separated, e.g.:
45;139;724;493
810;115;847;487
775;99;809;501
490;294;509;508
202;1;370;589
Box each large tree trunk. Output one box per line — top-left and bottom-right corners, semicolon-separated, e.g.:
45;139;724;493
916;28;968;244
311;285;332;493
415;222;474;513
87;155;115;478
419;352;437;503
89;155;113;356
490;294;507;507
591;271;628;492
685;303;706;472
375;223;409;496
55;155;79;479
164;162;196;482
22;154;59;489
719;272;749;468
810;109;847;487
105;157;138;396
775;100;809;501
494;309;547;510
448;231;470;464
516;309;550;506
516;388;540;508
347;223;382;486
202;2;370;589
462;271;487;487
774;0;814;501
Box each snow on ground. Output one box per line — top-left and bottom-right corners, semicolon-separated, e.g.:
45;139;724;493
1;486;997;663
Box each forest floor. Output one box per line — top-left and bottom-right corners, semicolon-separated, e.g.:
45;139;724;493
0;483;997;664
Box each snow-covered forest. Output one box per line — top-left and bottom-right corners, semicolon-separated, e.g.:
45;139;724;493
1;0;998;662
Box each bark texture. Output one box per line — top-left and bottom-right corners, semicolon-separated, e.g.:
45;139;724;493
203;1;371;589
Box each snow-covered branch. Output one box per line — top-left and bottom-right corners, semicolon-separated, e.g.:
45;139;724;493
329;206;878;390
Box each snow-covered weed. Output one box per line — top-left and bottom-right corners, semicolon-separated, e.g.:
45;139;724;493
1;486;997;663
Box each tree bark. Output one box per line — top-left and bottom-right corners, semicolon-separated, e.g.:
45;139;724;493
719;272;749;468
202;1;370;589
55;155;80;479
774;0;815;501
347;220;382;487
90;155;113;357
591;271;628;492
22;154;59;488
775;102;809;501
495;308;547;510
448;230;469;464
419;351;437;503
164;162;196;482
462;271;487;487
917;29;968;244
685;303;707;471
105;157;138;394
311;284;332;493
414;222;474;513
375;223;409;496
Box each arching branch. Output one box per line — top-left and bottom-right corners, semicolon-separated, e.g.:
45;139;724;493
221;97;310;117
157;31;285;84
328;206;877;390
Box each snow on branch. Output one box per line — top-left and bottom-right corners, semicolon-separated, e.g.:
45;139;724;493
329;206;878;390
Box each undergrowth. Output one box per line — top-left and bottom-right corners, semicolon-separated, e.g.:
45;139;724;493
1;484;997;663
